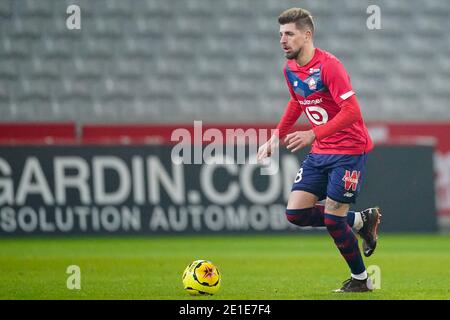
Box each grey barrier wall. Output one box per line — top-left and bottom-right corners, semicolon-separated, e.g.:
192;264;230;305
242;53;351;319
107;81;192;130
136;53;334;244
0;145;437;235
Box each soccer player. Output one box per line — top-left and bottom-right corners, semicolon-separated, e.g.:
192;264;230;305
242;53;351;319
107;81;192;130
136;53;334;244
257;8;381;293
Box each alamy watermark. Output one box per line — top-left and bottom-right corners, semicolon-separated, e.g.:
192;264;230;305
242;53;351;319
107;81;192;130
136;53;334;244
366;5;381;30
66;265;81;290
170;121;280;176
367;264;381;289
66;5;81;30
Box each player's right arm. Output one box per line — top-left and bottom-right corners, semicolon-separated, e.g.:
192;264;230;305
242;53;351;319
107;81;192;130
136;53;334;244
257;67;303;161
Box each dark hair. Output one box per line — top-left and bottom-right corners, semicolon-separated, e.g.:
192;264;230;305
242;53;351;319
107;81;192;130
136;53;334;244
278;8;315;34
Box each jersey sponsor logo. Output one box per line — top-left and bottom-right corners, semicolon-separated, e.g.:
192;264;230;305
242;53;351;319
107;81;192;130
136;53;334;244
298;98;323;105
305;106;328;125
342;170;361;191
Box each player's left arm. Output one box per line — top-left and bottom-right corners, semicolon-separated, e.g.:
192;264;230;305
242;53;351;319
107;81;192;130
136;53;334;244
312;58;362;140
312;94;362;140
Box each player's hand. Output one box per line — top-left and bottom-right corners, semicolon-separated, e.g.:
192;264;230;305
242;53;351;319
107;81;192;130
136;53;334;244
285;130;316;152
257;135;279;162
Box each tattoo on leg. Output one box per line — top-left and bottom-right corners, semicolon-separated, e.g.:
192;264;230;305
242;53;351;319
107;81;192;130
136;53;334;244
326;199;344;211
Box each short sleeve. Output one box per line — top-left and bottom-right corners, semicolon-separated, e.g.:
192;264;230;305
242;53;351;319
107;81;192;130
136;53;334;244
321;58;355;105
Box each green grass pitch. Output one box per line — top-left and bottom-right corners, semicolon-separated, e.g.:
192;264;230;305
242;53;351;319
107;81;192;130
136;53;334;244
0;234;449;300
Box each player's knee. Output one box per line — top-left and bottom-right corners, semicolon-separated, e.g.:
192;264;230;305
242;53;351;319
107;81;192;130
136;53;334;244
285;208;312;226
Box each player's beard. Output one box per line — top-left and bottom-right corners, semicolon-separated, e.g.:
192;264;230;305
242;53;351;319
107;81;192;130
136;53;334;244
285;47;301;60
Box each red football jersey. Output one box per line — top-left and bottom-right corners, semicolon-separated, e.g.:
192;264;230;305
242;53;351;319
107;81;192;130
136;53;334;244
278;48;373;155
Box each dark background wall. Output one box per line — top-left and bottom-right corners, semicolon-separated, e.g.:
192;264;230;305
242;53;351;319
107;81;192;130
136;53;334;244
0;144;437;235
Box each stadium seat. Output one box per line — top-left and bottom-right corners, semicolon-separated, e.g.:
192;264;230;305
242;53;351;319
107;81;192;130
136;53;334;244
0;0;449;122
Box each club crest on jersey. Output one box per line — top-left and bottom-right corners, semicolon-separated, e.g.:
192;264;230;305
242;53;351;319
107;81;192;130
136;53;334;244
285;67;324;98
307;78;317;90
342;170;360;191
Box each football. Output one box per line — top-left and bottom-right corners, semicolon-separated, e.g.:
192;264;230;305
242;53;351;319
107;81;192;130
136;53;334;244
182;260;221;295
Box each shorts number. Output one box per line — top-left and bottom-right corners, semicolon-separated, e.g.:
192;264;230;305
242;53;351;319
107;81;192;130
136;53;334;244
294;168;303;183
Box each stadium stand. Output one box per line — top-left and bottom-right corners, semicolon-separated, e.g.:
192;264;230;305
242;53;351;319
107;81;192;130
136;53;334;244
0;0;449;123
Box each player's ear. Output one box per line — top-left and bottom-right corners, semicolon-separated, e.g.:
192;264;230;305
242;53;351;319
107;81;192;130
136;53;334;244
304;29;313;41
